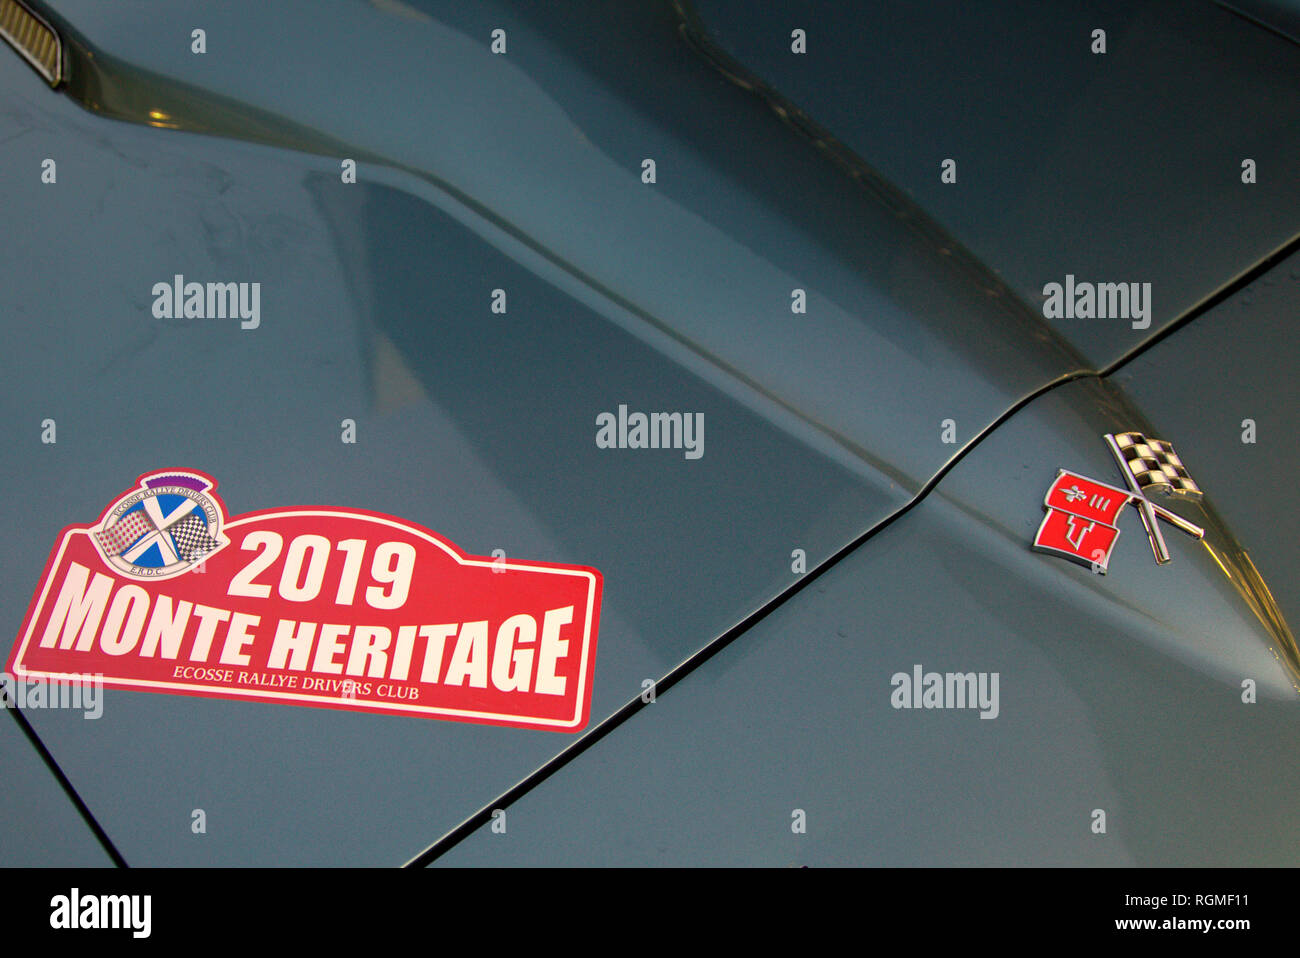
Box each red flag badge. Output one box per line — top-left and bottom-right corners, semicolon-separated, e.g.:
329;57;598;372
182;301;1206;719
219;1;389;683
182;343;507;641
1043;471;1131;526
1032;437;1207;574
1034;506;1121;573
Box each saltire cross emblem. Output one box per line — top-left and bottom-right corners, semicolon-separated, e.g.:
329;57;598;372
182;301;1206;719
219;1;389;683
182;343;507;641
1032;432;1205;574
104;494;212;566
89;472;227;579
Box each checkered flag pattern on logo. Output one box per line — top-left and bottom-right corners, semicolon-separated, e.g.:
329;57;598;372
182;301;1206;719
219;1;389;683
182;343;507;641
1112;432;1202;499
93;510;157;555
168;513;219;560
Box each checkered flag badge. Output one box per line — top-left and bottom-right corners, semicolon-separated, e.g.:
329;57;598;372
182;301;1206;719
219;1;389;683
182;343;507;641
94;509;158;555
1112;432;1203;499
168;513;220;561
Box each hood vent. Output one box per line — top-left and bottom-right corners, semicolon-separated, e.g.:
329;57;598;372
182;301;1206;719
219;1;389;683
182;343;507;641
0;0;61;86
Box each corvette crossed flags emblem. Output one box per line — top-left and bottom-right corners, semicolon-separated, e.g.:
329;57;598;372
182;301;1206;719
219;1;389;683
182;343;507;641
1032;432;1205;574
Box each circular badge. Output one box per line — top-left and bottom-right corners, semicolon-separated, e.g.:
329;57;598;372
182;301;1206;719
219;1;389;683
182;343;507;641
91;472;228;580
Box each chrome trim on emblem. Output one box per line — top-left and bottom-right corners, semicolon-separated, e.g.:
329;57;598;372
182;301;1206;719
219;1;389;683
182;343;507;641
1033;433;1205;572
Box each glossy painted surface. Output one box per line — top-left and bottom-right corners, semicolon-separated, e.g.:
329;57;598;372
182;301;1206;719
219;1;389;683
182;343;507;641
433;255;1300;866
31;0;1089;488
0;43;895;864
1;0;1294;865
433;487;1300;865
1222;0;1300;42
1108;253;1300;662
0;711;113;866
689;0;1300;366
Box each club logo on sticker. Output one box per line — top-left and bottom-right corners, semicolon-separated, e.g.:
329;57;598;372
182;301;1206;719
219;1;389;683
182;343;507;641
90;472;228;580
8;470;602;731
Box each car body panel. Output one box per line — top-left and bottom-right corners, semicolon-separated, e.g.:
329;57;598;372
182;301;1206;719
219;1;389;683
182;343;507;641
1107;256;1300;639
1;0;1295;865
29;0;1094;489
432;252;1300;866
1220;0;1300;43
687;0;1300;366
0;43;898;864
0;711;114;866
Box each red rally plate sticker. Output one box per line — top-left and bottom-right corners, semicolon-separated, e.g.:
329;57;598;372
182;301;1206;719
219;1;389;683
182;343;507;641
7;470;602;731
